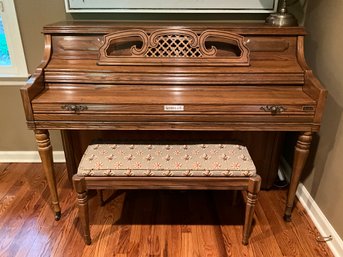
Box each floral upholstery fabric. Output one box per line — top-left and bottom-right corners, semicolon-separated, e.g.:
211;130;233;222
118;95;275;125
77;143;256;177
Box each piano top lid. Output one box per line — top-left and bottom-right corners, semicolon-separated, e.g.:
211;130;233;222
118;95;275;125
43;20;306;36
41;21;308;85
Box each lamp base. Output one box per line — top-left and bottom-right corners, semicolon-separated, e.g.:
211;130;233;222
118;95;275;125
266;12;298;27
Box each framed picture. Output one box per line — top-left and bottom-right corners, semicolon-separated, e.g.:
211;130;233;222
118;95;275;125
65;0;279;13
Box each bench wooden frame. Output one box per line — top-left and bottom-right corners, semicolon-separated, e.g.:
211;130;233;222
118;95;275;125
73;143;261;245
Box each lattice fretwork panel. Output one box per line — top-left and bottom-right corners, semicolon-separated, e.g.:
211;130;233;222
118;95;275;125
145;35;202;58
98;29;250;66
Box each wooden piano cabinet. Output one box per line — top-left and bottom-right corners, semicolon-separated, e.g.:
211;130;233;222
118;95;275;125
20;21;326;221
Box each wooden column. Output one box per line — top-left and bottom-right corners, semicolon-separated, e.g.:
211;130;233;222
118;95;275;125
35;129;61;220
242;175;261;245
73;175;91;245
284;131;313;221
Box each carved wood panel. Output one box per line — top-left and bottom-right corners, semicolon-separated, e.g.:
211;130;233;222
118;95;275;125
98;29;250;66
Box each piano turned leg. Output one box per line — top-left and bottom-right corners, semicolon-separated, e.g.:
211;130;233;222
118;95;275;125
284;131;313;221
35;129;61;220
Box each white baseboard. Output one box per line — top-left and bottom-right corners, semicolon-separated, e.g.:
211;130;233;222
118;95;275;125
280;158;343;257
0;151;66;163
296;184;343;257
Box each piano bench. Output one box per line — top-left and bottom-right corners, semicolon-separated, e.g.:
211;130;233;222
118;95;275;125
72;143;261;245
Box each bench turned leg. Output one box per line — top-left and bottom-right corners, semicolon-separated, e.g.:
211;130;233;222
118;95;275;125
73;175;91;245
242;175;261;245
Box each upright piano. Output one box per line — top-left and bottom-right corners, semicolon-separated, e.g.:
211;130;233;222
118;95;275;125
21;21;326;221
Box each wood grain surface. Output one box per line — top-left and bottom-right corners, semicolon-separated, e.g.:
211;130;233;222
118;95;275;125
0;163;334;257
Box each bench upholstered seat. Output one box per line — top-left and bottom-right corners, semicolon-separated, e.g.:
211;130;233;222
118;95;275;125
78;143;256;177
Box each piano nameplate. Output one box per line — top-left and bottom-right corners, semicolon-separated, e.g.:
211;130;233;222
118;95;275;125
164;105;184;112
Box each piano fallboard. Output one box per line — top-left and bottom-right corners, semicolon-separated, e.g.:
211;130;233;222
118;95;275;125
31;85;317;131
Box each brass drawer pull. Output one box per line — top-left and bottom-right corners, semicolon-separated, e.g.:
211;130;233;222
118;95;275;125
260;105;286;115
61;104;88;113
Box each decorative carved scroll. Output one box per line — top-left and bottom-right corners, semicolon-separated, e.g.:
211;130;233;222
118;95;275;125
98;29;250;66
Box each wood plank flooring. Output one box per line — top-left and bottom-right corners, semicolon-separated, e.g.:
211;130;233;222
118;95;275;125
0;163;334;257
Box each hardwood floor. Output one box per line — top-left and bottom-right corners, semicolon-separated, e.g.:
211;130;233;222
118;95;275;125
0;163;334;257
